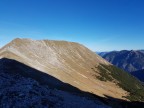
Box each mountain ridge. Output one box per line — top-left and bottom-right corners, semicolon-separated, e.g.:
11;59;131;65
1;38;144;103
0;38;128;100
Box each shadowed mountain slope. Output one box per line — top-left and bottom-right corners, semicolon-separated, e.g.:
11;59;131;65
1;58;144;108
0;58;111;108
131;69;144;82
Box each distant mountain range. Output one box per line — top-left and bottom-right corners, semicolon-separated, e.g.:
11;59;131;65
96;52;109;57
97;50;144;82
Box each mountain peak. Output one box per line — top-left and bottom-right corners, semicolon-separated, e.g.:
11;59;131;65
11;38;78;44
12;38;33;42
1;38;109;65
0;38;130;100
1;38;144;102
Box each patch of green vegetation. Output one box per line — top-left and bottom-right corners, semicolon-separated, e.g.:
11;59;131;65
93;64;144;101
96;65;113;81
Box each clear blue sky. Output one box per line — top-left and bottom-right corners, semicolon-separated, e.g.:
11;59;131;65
0;0;144;51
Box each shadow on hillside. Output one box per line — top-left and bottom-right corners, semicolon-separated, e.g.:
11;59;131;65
0;58;144;108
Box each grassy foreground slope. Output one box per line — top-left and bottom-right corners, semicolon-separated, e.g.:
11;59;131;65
93;64;144;101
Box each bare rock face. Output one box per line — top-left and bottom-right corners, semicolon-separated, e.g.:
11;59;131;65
0;38;128;100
